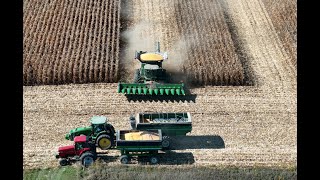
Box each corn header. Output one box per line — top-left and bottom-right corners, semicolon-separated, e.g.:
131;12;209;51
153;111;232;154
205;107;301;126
118;42;185;95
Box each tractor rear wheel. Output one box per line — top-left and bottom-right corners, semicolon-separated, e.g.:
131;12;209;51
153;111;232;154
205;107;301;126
120;155;129;164
149;156;159;165
97;134;112;150
59;159;69;166
80;152;95;167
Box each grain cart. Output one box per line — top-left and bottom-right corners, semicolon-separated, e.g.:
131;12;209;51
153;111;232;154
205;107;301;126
115;129;164;164
117;42;185;96
65;116;116;150
130;112;192;148
55;135;97;167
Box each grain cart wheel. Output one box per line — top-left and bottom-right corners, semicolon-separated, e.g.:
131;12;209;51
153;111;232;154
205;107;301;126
149;156;159;165
120;155;129;164
80;152;95;167
97;134;112;150
59;159;68;166
161;136;170;149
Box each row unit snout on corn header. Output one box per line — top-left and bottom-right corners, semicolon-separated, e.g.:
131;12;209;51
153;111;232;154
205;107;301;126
118;42;186;96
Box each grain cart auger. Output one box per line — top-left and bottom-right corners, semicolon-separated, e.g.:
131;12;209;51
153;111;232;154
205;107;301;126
118;42;185;96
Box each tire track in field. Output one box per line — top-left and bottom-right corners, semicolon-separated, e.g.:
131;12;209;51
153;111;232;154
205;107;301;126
225;0;296;93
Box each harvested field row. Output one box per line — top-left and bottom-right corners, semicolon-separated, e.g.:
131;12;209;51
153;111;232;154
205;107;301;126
23;84;296;169
121;0;246;86
261;0;297;68
23;0;121;85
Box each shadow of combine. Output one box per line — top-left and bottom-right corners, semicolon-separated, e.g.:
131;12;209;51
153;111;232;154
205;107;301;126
169;135;225;150
125;93;197;103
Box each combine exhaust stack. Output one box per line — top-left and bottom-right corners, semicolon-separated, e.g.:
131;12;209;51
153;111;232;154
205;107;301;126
118;42;185;96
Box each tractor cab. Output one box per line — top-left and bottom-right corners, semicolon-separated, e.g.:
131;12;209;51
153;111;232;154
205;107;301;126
74;135;95;152
90;116;115;136
90;116;107;134
89;116;116;150
56;135;97;167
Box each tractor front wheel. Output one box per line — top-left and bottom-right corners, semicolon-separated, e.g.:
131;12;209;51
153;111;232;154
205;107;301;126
97;134;112;150
59;159;69;166
80;152;95;167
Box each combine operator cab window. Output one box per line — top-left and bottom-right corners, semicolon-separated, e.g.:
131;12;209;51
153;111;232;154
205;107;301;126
144;64;160;70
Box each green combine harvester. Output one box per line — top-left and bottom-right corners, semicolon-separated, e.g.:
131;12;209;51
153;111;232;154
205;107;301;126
118;42;185;96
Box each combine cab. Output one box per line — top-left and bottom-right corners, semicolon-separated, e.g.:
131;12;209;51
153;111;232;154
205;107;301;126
118;42;185;96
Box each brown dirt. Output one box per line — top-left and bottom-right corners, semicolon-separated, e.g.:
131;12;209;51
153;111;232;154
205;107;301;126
23;0;296;169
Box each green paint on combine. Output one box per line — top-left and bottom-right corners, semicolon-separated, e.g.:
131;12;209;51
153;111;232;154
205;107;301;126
117;83;185;95
118;42;186;96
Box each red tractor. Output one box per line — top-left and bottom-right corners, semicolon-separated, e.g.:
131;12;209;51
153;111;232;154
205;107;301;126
55;135;97;167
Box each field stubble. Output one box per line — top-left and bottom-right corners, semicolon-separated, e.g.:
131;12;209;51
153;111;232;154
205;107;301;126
23;0;296;169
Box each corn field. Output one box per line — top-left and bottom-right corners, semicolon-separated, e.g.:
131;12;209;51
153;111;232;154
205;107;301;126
23;0;121;85
262;0;297;68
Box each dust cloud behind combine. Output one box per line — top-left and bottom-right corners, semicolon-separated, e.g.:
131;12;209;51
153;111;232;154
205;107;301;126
119;0;245;86
120;20;191;84
119;2;189;84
